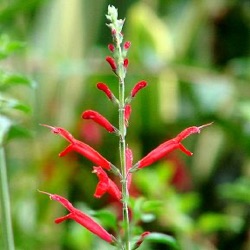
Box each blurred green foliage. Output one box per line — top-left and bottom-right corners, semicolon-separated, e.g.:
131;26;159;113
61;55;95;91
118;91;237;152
0;0;249;249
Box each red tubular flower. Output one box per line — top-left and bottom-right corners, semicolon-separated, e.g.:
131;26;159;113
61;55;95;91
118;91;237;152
108;44;115;52
136;123;212;169
123;58;129;68
124;41;131;50
42;125;111;170
39;191;114;243
92;166;121;201
126;147;133;189
131;81;147;98
134;231;151;249
82;110;115;133
106;56;117;71
97;82;113;101
124;104;132;127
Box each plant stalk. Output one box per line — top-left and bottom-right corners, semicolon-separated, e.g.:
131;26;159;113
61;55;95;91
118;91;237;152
0;146;15;250
117;48;131;250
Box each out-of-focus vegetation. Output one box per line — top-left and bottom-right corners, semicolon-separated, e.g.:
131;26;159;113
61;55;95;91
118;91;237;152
0;0;249;249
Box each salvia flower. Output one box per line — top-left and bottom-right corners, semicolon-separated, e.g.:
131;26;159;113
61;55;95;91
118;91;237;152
124;104;132;127
39;190;114;243
134;123;212;170
123;58;129;68
42;124;111;170
124;41;131;50
82;110;115;133
97;82;118;104
92;166;121;201
106;56;117;71
131;81;147;98
133;231;151;250
126;147;133;189
108;44;115;53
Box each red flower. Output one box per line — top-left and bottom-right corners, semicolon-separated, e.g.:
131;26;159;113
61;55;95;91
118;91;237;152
42;124;111;170
106;56;117;71
97;82;113;101
124;41;131;50
39;191;114;243
92;166;121;201
131;81;147;98
123;58;129;68
108;44;115;52
82;110;115;133
134;231;150;249
124;104;132;127
136;123;212;169
126;147;133;189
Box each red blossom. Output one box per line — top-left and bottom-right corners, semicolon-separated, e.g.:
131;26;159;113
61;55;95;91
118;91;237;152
42;125;111;170
92;166;121;201
131;81;147;98
106;56;117;71
126;147;133;189
97;83;113;101
124;104;132;127
82;110;115;133
108;44;115;52
124;41;131;50
39;191;114;243
134;231;151;249
123;58;129;68
136;123;212;169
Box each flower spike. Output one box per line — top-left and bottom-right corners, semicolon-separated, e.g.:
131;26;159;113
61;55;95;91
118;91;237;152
42;124;111;170
82;110;116;133
39;190;114;243
92;166;121;201
133;123;212;170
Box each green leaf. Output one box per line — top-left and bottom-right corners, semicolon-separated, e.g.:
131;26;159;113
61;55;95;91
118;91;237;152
91;209;118;231
197;213;243;234
141;232;179;250
219;178;250;204
142;200;163;213
0;97;31;113
6;125;33;141
0;71;36;89
0;34;25;59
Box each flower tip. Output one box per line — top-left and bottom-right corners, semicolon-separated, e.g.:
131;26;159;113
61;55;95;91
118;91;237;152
38;190;53;200
40;123;55;130
199;122;214;131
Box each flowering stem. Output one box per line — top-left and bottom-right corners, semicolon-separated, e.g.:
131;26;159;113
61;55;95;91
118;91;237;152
0;146;15;250
116;38;131;250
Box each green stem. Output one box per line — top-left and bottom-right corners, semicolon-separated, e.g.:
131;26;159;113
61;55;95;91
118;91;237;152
117;47;130;250
0;146;15;250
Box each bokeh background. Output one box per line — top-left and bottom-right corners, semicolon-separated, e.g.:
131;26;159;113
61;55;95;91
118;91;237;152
0;0;250;249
